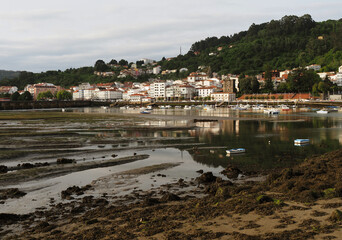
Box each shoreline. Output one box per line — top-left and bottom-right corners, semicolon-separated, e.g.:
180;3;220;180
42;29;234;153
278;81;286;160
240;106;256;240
1;149;342;239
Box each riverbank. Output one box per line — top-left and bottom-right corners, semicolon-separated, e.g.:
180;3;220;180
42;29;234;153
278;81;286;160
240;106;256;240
1;149;342;239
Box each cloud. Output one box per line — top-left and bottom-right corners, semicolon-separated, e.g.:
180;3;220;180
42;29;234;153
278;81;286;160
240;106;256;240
0;0;341;72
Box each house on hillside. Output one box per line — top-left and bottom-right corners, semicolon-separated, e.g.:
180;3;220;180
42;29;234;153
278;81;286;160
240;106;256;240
0;86;18;94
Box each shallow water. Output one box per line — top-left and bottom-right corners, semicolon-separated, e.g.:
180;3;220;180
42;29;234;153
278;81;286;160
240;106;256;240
1;107;342;214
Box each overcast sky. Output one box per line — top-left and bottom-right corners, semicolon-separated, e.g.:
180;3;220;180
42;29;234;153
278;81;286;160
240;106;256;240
0;0;341;72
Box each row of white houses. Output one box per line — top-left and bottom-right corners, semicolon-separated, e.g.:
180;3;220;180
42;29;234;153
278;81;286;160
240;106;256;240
72;81;236;102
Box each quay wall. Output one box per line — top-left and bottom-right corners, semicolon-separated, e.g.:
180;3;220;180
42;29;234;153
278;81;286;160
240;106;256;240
0;100;97;110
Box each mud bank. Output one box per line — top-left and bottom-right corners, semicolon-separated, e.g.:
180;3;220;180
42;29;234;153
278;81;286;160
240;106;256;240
0;154;149;185
1;150;342;239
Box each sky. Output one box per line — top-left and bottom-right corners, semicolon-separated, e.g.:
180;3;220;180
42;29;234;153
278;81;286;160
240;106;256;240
0;0;341;72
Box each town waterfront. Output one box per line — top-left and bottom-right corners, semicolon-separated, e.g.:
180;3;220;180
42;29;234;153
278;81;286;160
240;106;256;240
1;107;342;213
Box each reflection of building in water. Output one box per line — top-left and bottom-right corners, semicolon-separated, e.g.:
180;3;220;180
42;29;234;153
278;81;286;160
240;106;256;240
257;121;266;133
142;120;188;127
194;121;220;135
236;120;239;134
221;120;239;135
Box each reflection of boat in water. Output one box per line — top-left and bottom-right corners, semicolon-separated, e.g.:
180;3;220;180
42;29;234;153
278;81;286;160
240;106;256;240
294;139;310;146
226;148;245;154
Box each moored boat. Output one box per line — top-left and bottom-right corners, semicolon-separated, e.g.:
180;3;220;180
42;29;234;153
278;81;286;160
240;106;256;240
316;109;329;114
294;139;309;145
264;108;280;115
226;148;245;154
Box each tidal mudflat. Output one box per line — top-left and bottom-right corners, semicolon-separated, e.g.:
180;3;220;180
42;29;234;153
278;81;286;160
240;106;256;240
1;108;342;239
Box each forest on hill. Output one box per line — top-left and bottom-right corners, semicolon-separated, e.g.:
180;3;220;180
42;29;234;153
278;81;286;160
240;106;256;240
1;14;341;90
159;14;342;75
0;70;20;81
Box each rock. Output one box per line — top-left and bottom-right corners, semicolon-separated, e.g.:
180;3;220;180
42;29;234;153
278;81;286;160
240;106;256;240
0;213;29;225
196;169;204;174
82;196;94;204
160;193;181;202
61;186;84;199
21;163;35;169
256;195;273;204
0;188;26;200
196;172;217;184
220;165;242;179
329;209;342;222
143;197;159;206
57;158;76;164
0;165;8;174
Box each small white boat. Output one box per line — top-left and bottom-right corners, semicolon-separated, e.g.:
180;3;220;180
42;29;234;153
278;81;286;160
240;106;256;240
316;109;329;114
294;139;309;144
146;105;153;110
226;148;245;154
281;105;291;111
294;139;310;146
264;108;280;115
184;105;192;110
140;110;151;114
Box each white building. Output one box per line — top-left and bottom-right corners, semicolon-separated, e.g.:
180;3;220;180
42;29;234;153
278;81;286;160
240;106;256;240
97;89;123;101
336;72;342;87
279;70;292;78
73;90;85;100
0;86;18;94
129;94;144;102
306;64;321;71
197;87;217;98
211;92;236;102
150;81;166;99
83;88;97;100
187;72;208;83
140;58;154;65
153;66;161;75
179;85;195;100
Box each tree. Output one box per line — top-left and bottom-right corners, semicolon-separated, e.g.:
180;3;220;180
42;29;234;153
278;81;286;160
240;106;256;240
287;68;321;92
136;60;144;67
19;91;33;101
238;77;252;94
10;92;20;101
37;91;54;101
263;64;274;93
109;59;117;65
119;59;128;66
56;90;72;100
251;77;260;93
94;60;109;72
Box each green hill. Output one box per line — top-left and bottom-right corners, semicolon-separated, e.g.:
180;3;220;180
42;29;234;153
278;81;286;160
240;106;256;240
0;70;20;81
159;14;342;75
